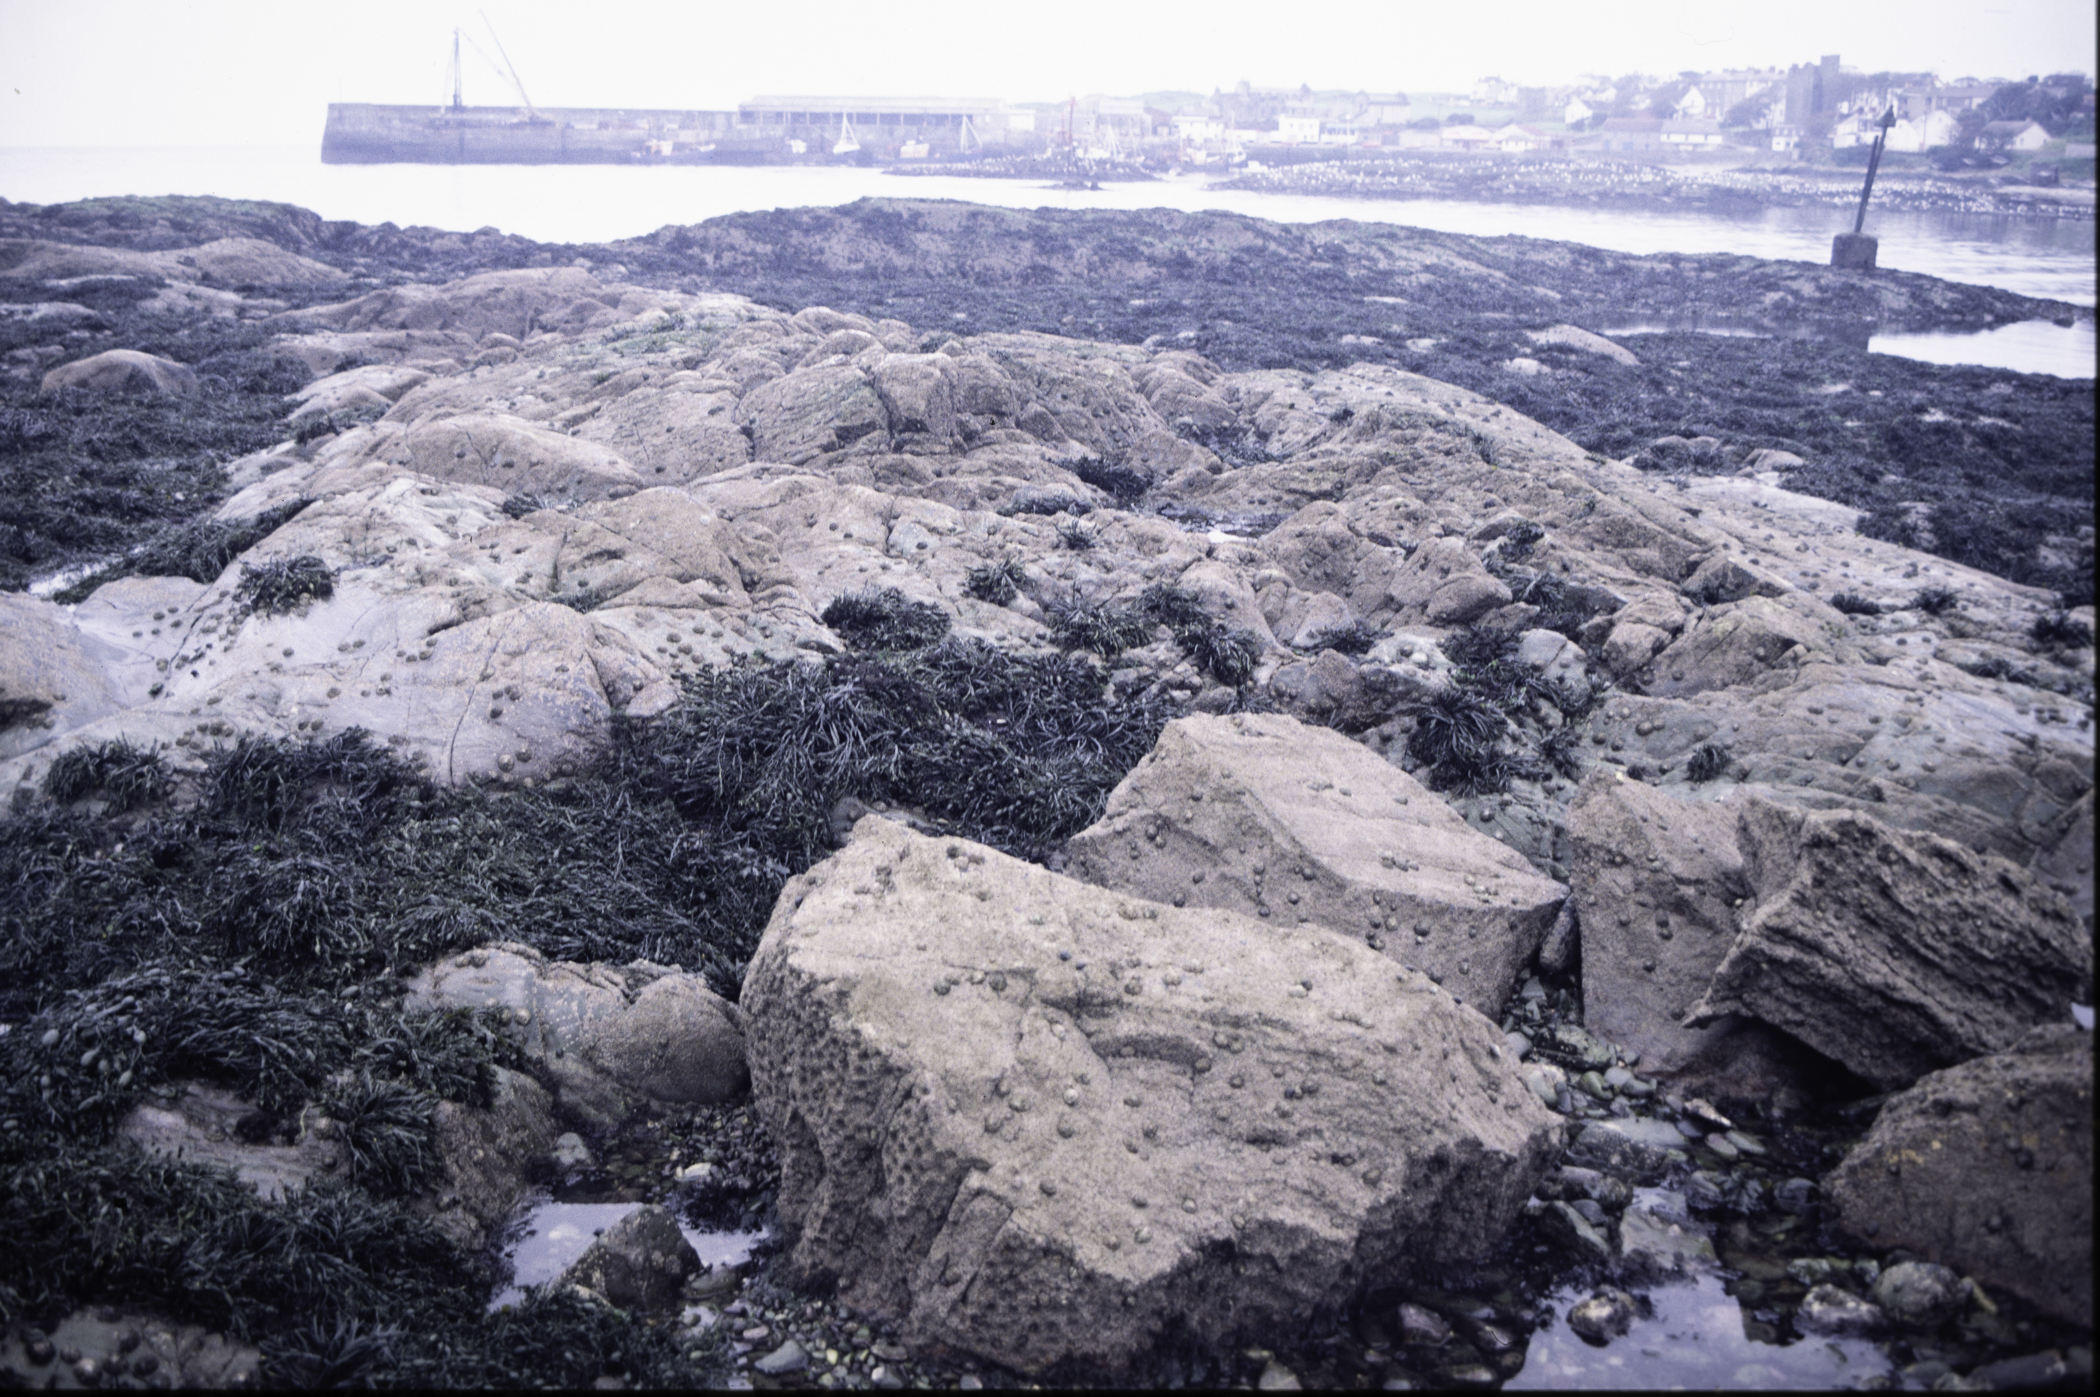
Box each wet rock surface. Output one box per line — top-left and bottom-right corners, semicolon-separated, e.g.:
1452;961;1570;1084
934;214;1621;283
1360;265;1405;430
558;1204;701;1312
1828;1026;2094;1327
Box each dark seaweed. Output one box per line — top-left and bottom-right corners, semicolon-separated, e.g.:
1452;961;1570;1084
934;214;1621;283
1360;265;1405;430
234;554;335;615
1072;457;1151;504
820;586;952;651
2030;611;2093;650
964;558;1026;605
1301;619;1382;656
50;499;311;604
1829;592;1883;616
40;737;174;811
1686;743;1732;783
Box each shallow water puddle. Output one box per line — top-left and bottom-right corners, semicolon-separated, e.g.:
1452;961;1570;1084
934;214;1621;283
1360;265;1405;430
1868;318;2096;379
1510;1268;1893;1390
489;1199;765;1310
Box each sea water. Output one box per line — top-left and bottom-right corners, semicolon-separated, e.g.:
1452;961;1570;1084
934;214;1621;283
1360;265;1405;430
488;1199;764;1311
4;144;2093;318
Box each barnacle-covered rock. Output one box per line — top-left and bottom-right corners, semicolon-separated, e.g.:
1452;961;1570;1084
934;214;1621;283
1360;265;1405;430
1828;1025;2093;1326
1066;711;1566;1014
1686;800;2091;1089
743;816;1561;1375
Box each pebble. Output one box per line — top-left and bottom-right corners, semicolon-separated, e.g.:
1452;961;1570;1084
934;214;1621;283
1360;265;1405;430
753;1339;809;1375
1566;1288;1636;1342
1796;1284;1887;1337
1396;1302;1450;1346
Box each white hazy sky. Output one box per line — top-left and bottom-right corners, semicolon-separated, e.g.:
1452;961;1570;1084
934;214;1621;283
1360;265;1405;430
1;0;2093;146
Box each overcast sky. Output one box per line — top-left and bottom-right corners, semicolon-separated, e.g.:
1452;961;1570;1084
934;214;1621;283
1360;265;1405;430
2;0;2092;146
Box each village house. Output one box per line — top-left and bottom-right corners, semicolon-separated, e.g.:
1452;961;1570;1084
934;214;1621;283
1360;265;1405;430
1898;81;2000;119
1351;93;1414;127
1471;76;1521;106
1979;118;2052;151
1493;123;1554;152
1437;123;1499;150
1598;116;1664;151
1274;113;1321;144
1172;113;1225;143
1660;117;1727;147
1883;108;1962;153
1697;69;1787;120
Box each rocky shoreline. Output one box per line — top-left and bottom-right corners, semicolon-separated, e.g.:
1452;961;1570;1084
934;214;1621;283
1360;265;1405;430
1209;153;2097;221
0;194;2092;1390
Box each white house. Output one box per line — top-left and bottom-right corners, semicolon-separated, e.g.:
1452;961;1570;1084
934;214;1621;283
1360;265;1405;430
1173;114;1224;142
1564;96;1594;126
1660;118;1726;146
1438;123;1497;149
1494;123;1550;152
1675;85;1708;118
1276;113;1321;143
1472;76;1520;105
1883;108;1961;152
1979;119;2050;152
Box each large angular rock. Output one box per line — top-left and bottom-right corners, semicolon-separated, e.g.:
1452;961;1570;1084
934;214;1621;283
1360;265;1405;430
1564;773;1757;1075
40;349;198;396
575;380;751;482
1067;713;1565;1014
1827;1026;2092;1326
870;354;960;451
743;817;1561;1376
406;943;748;1130
1686;801;2092;1089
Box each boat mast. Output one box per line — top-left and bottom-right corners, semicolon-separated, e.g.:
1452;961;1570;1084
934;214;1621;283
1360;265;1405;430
451;28;463;109
480;10;537;120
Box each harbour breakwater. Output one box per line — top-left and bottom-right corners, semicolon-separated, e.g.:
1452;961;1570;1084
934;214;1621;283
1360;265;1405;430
323;103;757;165
0;194;2091;1390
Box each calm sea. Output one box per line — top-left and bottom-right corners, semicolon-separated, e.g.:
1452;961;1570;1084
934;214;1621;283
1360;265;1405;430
4;145;2093;377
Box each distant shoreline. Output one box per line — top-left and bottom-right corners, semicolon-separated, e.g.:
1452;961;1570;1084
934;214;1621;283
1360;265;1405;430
888;152;2096;222
1207;154;2096;221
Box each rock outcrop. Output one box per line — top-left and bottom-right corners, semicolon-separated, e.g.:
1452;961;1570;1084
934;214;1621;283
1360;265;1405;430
1066;712;1565;1014
1827;1026;2093;1326
1686;801;2091;1089
39;348;198;396
742;816;1561;1376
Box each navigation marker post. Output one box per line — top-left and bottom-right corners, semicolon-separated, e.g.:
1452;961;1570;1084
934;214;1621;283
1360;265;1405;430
1832;107;1898;269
